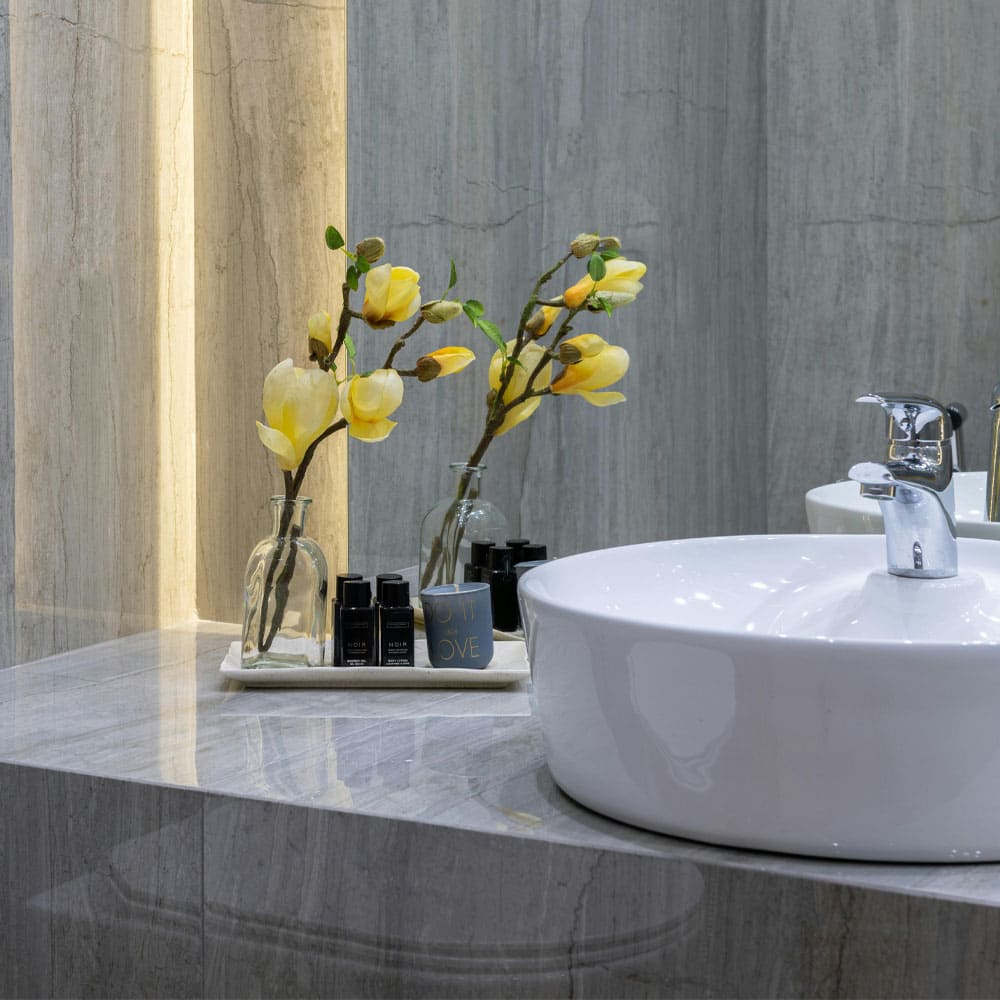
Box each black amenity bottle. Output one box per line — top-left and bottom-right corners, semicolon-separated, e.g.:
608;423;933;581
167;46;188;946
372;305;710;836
379;580;414;666
332;572;363;665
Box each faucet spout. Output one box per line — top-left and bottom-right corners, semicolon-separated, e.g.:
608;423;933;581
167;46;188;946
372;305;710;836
849;461;957;578
851;393;957;579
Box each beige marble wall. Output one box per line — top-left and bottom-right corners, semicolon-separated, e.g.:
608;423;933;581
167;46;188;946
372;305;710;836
0;3;12;667
193;0;347;622
3;0;347;665
10;1;197;663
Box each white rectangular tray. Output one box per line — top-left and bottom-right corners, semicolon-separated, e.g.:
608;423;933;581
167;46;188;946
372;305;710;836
220;639;529;688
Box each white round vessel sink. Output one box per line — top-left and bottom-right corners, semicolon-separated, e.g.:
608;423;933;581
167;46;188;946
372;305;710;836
519;534;1000;862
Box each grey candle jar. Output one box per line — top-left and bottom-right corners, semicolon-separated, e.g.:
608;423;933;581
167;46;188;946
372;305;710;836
420;582;494;669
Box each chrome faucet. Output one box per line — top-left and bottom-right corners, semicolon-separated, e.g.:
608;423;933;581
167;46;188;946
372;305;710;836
849;393;957;579
986;382;1000;522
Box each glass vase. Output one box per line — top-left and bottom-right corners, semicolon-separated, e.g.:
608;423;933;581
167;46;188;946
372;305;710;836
242;496;329;668
419;463;509;591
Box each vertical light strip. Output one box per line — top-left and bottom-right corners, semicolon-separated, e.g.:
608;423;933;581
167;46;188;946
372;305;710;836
152;0;199;786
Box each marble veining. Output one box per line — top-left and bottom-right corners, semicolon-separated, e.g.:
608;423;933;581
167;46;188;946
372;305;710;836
6;622;1000;996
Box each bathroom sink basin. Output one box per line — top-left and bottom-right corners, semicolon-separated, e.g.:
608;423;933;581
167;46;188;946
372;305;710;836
806;470;1000;539
519;534;1000;862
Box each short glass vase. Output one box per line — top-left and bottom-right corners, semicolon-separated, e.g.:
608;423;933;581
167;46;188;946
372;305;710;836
419;463;509;591
242;496;328;668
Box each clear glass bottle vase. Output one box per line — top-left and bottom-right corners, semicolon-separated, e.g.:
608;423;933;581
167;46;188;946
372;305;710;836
242;496;329;668
419;463;509;591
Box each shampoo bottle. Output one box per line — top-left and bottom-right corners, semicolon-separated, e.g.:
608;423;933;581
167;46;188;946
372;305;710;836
340;578;376;666
332;572;363;666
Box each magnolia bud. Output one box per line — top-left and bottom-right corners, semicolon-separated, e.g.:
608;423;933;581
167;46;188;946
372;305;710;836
485;388;498;409
598;236;622;251
354;237;386;264
420;298;464;324
570;233;600;258
415;356;443;382
523;307;554;340
558;343;583;365
308;338;329;364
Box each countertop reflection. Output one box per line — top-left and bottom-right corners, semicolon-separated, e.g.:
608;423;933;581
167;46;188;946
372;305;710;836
3;620;1000;907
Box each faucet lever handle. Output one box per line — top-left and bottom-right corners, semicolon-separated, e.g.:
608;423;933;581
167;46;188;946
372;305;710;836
856;392;953;445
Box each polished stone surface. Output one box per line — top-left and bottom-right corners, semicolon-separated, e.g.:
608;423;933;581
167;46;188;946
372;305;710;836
6;622;1000;997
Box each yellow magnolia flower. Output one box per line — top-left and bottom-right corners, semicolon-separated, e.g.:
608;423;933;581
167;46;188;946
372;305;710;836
416;346;476;382
362;263;421;328
488;340;552;436
550;335;629;407
308;310;333;355
256;359;339;471
562;257;647;310
340;369;404;442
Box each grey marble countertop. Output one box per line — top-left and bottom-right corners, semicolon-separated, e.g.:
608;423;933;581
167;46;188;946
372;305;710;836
3;620;1000;910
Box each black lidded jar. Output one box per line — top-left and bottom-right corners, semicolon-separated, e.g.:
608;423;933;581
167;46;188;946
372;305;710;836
340;578;376;666
488;545;519;632
379;579;414;666
466;539;495;583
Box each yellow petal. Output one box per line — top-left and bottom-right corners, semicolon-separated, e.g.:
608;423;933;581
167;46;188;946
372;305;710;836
495;396;542;436
256;421;298;471
578;390;626;407
382;266;421;321
552;345;629;394
348;417;397;442
362;263;392;324
426;345;475;376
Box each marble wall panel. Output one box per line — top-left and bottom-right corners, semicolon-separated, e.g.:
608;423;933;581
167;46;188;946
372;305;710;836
9;1;197;663
346;0;768;575
194;0;349;619
0;0;13;669
766;0;1000;531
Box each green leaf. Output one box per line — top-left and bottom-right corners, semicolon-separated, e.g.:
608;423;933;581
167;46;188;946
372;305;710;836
325;225;345;251
599;296;614;316
599;247;621;260
346;265;359;291
356;254;371;274
463;299;485;321
343;334;357;360
588;253;607;281
448;259;458;290
477;319;506;354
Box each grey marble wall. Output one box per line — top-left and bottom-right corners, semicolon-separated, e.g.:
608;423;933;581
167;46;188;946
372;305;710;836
348;0;1000;570
346;0;768;574
766;1;1000;531
0;0;13;669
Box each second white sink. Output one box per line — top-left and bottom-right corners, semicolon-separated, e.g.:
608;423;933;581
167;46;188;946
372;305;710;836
806;470;1000;539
